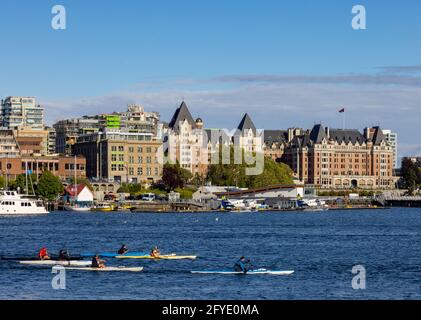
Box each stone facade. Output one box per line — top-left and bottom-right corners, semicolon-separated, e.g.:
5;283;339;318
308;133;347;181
282;125;396;189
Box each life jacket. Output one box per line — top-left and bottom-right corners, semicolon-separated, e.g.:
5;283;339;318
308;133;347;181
39;248;48;258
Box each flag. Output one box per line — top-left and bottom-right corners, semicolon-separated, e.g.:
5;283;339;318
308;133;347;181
339;108;345;113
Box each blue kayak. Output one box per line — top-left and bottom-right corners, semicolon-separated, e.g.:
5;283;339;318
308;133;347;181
81;252;148;258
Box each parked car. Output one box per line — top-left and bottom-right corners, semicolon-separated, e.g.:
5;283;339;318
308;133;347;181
141;193;156;202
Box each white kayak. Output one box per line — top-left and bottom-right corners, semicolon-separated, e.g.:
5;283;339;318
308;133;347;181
20;260;92;267
191;269;294;275
54;266;144;272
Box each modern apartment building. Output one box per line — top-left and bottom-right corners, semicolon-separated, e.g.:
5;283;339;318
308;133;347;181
45;126;57;155
54;116;101;154
282;124;396;189
1;97;44;130
53;104;160;155
382;129;398;169
73;129;163;184
13;127;50;155
0;129;21;158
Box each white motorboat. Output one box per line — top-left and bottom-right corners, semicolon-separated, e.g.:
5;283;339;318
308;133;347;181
0;190;49;215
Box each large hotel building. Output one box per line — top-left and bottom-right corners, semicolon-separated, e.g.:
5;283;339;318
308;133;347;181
265;125;396;189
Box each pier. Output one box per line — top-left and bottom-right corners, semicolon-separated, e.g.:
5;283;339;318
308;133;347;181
375;195;421;208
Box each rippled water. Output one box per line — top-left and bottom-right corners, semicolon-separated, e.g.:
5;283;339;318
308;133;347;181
0;208;420;300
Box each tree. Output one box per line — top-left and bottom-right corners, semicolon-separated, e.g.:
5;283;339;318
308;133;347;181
248;158;294;189
0;176;5;189
117;183;143;194
401;158;421;194
36;171;64;200
8;173;38;194
207;146;294;188
161;163;192;191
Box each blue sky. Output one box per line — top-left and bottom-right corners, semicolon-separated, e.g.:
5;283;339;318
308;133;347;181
1;0;421;158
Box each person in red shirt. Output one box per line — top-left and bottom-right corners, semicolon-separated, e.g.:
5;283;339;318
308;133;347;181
38;247;50;260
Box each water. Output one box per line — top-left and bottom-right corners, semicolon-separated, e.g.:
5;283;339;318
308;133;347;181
0;208;420;300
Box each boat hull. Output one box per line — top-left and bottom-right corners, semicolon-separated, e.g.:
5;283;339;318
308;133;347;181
64;206;92;212
20;260;91;267
56;266;144;272
191;269;294;275
116;254;197;260
80;252;149;258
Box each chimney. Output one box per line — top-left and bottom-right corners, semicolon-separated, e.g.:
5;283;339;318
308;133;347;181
325;127;330;138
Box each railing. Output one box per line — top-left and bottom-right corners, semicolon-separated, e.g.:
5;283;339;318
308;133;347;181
381;196;421;201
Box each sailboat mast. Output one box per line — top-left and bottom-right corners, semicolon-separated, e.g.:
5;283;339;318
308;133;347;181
74;155;77;202
25;161;28;195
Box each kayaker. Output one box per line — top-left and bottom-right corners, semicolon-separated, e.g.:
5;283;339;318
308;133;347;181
118;244;129;255
234;257;252;274
38;247;50;260
150;246;161;257
58;249;70;261
91;255;106;269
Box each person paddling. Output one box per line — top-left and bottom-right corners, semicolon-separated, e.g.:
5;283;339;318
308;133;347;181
58;249;70;261
150;246;161;258
234;257;252;274
38;247;50;260
118;244;129;255
91;255;106;268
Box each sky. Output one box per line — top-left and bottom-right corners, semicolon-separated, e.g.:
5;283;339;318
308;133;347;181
0;0;421;159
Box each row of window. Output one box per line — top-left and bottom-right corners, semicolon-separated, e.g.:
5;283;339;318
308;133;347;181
110;165;159;176
1;201;32;206
111;146;157;153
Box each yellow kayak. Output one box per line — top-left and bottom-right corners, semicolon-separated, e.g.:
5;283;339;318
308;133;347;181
115;254;197;260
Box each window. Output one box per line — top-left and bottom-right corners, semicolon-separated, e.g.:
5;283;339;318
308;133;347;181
137;167;143;175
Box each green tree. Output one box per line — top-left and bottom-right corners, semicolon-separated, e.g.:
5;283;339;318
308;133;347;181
207;146;293;188
117;183;143;194
0;176;5;189
8;173;38;194
36;171;64;200
401;158;421;194
161;163;193;191
248;158;294;188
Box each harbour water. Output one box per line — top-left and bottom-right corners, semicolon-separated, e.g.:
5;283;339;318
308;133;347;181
0;208;420;300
